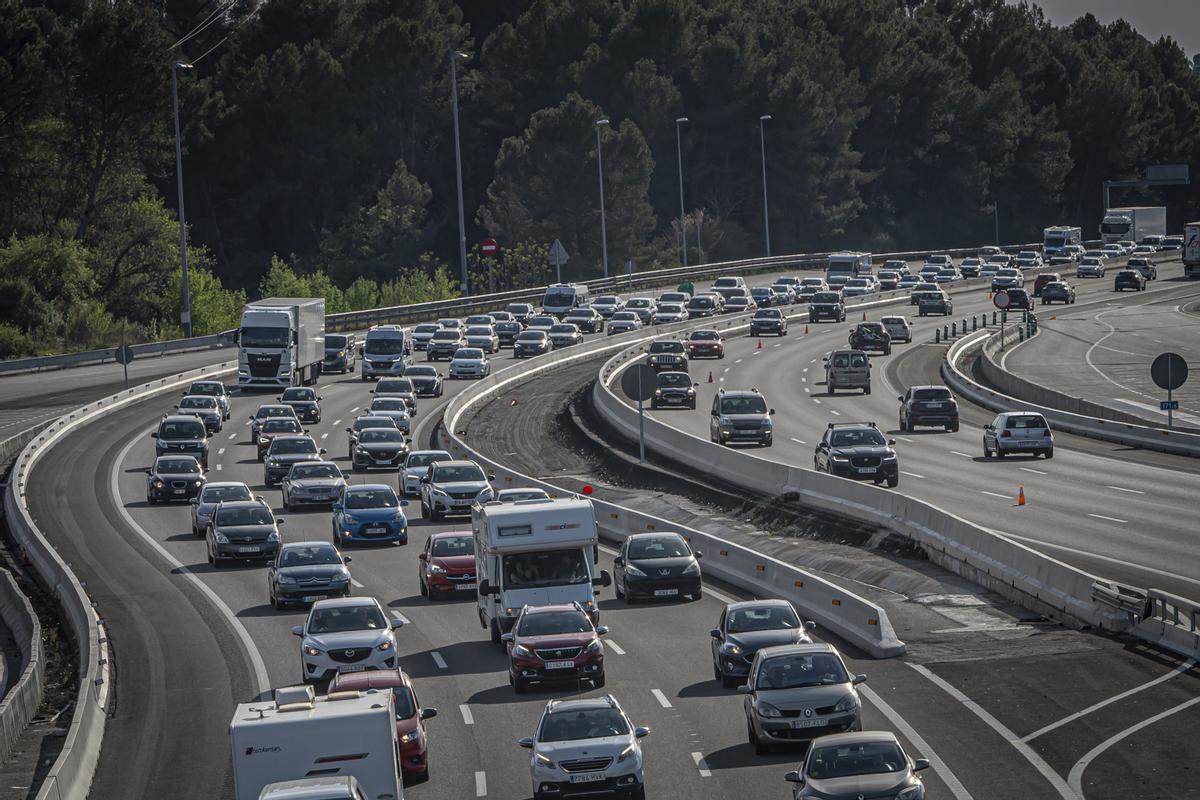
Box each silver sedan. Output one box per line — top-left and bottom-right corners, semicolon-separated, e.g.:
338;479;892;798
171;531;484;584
785;731;929;799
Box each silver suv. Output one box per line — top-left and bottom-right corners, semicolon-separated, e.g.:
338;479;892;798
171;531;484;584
710;389;775;447
419;459;494;520
518;695;650;800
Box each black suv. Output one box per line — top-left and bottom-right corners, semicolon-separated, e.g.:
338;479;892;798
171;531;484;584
814;422;898;487
808;291;845;323
1114;269;1146;291
153;414;210;468
647;340;688;372
848;322;891;354
750;308;788;336
898;385;959;432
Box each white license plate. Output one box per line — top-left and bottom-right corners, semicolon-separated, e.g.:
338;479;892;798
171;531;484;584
365;526;387;534
301;595;323;603
455;583;477;591
339;665;366;673
858;467;877;474
173;489;186;494
927;402;944;408
654;588;679;597
237;546;259;553
569;773;606;784
792;718;828;729
545;660;575;670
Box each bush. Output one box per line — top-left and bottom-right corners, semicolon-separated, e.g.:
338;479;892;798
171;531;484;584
0;324;37;359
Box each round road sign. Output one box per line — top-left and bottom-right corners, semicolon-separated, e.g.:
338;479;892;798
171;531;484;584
620;364;658;403
992;290;1011;311
1151;352;1188;391
479;238;498;257
114;345;136;365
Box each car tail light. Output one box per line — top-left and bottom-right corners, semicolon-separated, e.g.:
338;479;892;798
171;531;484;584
1001;430;1011;438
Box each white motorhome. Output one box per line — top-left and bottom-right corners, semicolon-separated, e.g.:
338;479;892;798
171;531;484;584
1185;222;1200;279
825;252;872;289
229;685;402;800
542;283;589;317
473;497;610;642
238;298;326;389
360;325;410;381
1043;226;1081;256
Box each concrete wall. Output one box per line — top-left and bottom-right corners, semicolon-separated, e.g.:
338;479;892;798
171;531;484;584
0;568;42;762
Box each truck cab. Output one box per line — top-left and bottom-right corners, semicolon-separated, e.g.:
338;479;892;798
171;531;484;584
473;498;611;643
361;325;410;381
238;298;326;389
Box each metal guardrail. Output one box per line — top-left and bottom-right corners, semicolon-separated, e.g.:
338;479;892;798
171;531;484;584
0;331;237;376
1134;590;1200;659
0;567;42;762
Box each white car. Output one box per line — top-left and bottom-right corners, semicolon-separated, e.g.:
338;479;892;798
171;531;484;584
880;316;912;343
932;268;961;284
448;347;490;379
400;449;452;496
518;696;649;800
1101;244;1123;259
436;318;464;331
590;295;624;318
292;597;403;684
925;253;955;269
1014;253;1043;270
464;325;500;353
1077;258;1106;278
366;397;411;434
983;411;1053;458
1116;240;1137;255
841;277;877;297
977;245;1002;259
607;311;643;335
651;303;689;324
1131;245;1156;256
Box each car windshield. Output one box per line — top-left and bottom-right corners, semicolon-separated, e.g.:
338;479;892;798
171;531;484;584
729;605;801;633
937;268;956;276
721;396;768;414
372;398;408;412
627;299;651;308
378;379;414;393
518;610;592;636
660;293;687;302
830;352;868;368
308;605;387;634
391;687;417;721
503;549;589;590
727;297;748;305
544;289;576;306
466;316;494;325
499;490;548;502
431;535;474;557
405;367;437;378
540;708;629;742
658;304;684;313
507;303;532;314
354;418;396;432
361;429;403;443
649;341;684;354
517;331;547;342
240;326;290;348
690;331;719;341
714;278;739;288
628;535;690;559
658;373;691;388
756;653;849;689
752;287;772;295
200;485;251;503
808;741;907;779
496;322;521;332
281;388;316;401
998;269;1019;276
612;312;639;321
414;324;440;334
565;310;592;319
1005;415;1047;429
595;296;618;305
180;397;217;409
688;297;715;307
344;489;399;509
432;330;460;341
858;324;884;334
407;452;449;469
913;388;952;401
291;464;340;480
159;421;205;439
156;458;200;473
257;406;294;419
280;544;341;567
830;429;887;447
549;325;577;335
754;310;782;319
271;438;318;455
216;506;273;526
466;326;494;336
433;464;485;482
812;293;840;303
881;317;904;326
263;419;302;433
846;279;868;287
188;382;223;396
454;348;484;359
325;334;347;349
530;317;555;327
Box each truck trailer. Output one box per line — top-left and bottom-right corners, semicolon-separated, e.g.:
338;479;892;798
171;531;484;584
825;252;872;290
237;297;326;389
1099;206;1166;245
1043;226;1081;256
1185;222;1200;279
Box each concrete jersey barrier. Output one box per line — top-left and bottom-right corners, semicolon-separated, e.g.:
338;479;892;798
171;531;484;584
0;567;42;763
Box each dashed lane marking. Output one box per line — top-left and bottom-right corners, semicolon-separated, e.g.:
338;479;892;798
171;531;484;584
227;432;236;440
1019;467;1047;475
431;651;448;670
475;771;487;797
605;640;626;655
1107;485;1145;495
901;471;925;479
392;610;411;625
351;579;365;588
1087;513;1127;524
217;447;225;456
651;689;672;708
790;438;807;445
460;704;475;725
829;409;841;416
950;450;972;458
980;490;1009;499
691;752;712;778
812;398;822;404
215;464;223;471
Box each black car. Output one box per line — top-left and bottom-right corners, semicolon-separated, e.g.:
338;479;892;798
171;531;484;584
749;308;788;337
848;322;891;354
647;340;688;372
206;499;281;566
323;333;357;373
514;330;551;358
1006;288;1032;310
808;291;845;322
686;295;720;317
898;385;959;432
152;414;209;468
564;308;604;334
278;386;322;423
917;293;953;316
146;455;206;503
403;365;444;397
651;371;697;409
345;415;399;459
1040;282;1076;304
613;532;703;602
264;435;326;486
813;422;898;488
495;321;523;347
268;541;353;609
352;427;410;471
1114;269;1147;291
710;600;815;688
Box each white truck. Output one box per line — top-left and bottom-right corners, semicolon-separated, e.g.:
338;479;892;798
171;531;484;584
473;497;611;642
825;252;872;290
541;283;589;317
1185;222;1200;279
1043;226;1081;256
360;325;410;381
230;685;402;800
1100;206;1166;245
238;298;326;389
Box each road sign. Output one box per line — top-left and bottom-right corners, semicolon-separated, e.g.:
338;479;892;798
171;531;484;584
550;239;569;283
479;238;498;257
992;290;1010;310
1151;352;1188;391
620;364;657;402
114;345;136;365
1161;400;1180;411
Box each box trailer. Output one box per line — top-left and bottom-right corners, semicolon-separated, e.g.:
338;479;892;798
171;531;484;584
237;297;326;389
1100;207;1166;245
1043;226;1081;256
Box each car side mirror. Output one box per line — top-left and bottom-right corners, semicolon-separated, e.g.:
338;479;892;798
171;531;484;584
784;771;803;784
291;626;303;637
613;556;623;567
420;476;430;484
805;620;816;629
710;628;721;639
592;569;611;588
694;551;703;559
479;580;496;596
275;518;285;525
418;552;427;561
318;396;323;401
634;726;650;739
517;737;534;749
249;415;254;420
887;438;896;446
332;503;342;511
897;396;904;402
853;674;867;685
399;499;409;507
500;632;514;643
736;685;752;694
150;432;158;438
319;448;327;455
595;625;608;635
343;556;352;564
181;390;187;396
914;758;930;771
391;618;404;629
768;408;776;415
420;707;437;720
345;427;352;433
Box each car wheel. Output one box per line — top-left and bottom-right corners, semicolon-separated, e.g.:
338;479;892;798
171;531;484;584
206;544;214;564
749;718;770;755
257;452;263;463
490;619;502;644
614;576;625;599
864;384;871;396
271;589;284;610
983;441;991;458
886;476;899;488
592;673;606;689
949;422;959;432
629;786;646;800
1044;448;1054;459
691;588;703;600
996;448;1006;459
429;507;443;522
282;494;289;510
827;383;834;395
418;576;427;596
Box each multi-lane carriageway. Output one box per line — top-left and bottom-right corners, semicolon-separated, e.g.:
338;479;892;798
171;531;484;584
9;258;1200;800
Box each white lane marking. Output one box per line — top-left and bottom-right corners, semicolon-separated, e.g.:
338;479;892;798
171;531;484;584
804;387;810;393
244;419;251;425
1068;694;1200;797
333;419;342;426
320;432;328;440
790;437;807;445
111;427;270;695
896;436;914;443
909;664;1076;799
217;447;225;456
351;579;365;588
829;409;841;416
1106;485;1145;495
692;752;712;778
475;770;487;797
651;689;672;708
228;432;237;440
1024;658;1196;742
980;490;1009;499
349;407;359;413
215;463;223;471
723;367;730;373
802;367;809;373
751;350;760;356
801;377;807;383
392;610;411;625
718;377;725;383
991;528;1200;588
734;358;743;364
901;471;925;479
950;450;972;458
431;650;448;670
810;358;817;363
773;342;782;348
460;704;475;725
858;684;975;800
1087;513;1127;524
1019;467;1046;475
604;640;626;655
812;398;822;404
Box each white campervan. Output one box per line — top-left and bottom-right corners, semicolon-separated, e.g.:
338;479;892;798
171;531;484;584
542;283;589;317
825;252;872;290
361;325;410;381
473;497;611;642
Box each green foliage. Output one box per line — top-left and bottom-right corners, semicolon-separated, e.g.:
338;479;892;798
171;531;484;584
0;323;35;359
164;267;247;337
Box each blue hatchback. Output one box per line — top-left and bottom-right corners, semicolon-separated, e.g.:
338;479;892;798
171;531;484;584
332;484;409;546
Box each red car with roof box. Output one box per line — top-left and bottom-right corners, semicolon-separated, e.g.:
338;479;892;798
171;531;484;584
329;668;436;782
417;531;477;599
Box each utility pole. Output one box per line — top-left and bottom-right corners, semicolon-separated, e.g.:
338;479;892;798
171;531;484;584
171;62;194;337
759;114;772;257
595;119;611;278
450;51;470;295
675;116;689;266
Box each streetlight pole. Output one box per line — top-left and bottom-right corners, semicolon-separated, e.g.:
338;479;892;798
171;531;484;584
759;114;772;257
595;119;611;278
675;116;689;267
171;62;194;338
450;51;470;295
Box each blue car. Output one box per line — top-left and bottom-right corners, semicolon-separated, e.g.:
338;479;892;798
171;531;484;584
332;484;409;546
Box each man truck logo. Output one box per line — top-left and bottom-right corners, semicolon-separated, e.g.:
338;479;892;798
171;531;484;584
545;523;580;530
245;745;282;755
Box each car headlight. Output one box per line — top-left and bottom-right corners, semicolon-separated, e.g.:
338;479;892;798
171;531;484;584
356;447;368;455
267;530;280;542
616;743;637;763
719;642;742;656
429;564;446;575
214;531;229;544
192;479;203;487
687;388;695;395
304;645;323;657
153;479;164;488
399;727;421;744
756;701;783;718
624;564;646;578
341;514;357;525
511;644;533;659
534;752;555;768
831;455;849;463
897;785;924;800
377;640;394;652
654;389;663;396
833;693;860;713
585;638;603;654
719;416;731;426
682;561;701;576
277;575;297;585
477;488;494;502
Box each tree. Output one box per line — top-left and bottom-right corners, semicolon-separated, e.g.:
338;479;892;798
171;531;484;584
163;266;245;337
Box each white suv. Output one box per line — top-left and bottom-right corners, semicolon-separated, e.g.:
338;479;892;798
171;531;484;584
291;597;403;684
518;695;650;800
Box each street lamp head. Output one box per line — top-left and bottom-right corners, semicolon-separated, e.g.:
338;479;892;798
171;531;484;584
174;62;194;70
676;116;689;124
596;118;610;127
454;51;470;60
760;114;772;121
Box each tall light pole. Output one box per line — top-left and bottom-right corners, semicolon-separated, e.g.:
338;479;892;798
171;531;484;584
595;119;611;278
171;61;194;337
675;116;689;266
450;51;470;295
759;114;772;257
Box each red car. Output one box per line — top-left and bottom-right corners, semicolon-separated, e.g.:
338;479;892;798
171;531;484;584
1032;272;1061;297
329;668;436;781
501;602;607;693
418;531;477;599
256;417;305;461
685;329;724;359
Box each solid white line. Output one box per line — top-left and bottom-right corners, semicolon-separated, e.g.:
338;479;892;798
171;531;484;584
858;685;975;800
1087;513;1127;524
950;450;972;458
980;490;1009;499
392;610;411;625
691;751;712;778
909;664;1077;799
475;770;487;797
1023;658;1196;742
351;579;365;588
790;438;807;445
702;584;739;605
605;640;626;655
1068;694;1200;797
1106;485;1145;495
111;427;271;695
651;689;672;708
431;650;448;670
460;704;475;725
901;471;925;479
1019;467;1046;475
990;529;1200;588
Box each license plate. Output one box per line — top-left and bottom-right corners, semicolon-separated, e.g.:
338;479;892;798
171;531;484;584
858;467;877;474
654;588;679;597
339;665;366;673
455;583;477;591
927;402;944;408
792;718;828;729
569;773;606;784
365;526;387;534
452;503;470;509
237;546;259;553
173;489;186;495
545;660;575;670
301;595;323;603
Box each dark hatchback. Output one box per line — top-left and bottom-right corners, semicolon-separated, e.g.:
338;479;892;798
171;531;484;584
807;292;845;322
268;541;352;608
402;365;444;398
651;371;697;409
206;499;281;566
279;386;322;423
352;427;410;471
495;321;523;347
710;600;815;688
614;532;703;602
898;385;959;432
1040;282;1076;304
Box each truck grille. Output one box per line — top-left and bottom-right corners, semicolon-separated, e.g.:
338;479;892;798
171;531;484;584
247;353;280;378
535;646;582;660
329;647;372;664
560;757;613;773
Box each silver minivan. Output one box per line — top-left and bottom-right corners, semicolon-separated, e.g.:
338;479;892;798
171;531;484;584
824;350;872;395
983;412;1054;459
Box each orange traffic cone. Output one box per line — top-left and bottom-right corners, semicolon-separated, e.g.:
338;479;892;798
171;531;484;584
804;324;809;334
757;339;763;349
1049;314;1056;320
708;371;713;383
1017;486;1026;506
862;311;867;321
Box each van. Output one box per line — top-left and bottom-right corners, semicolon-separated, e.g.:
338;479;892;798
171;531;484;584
542;284;589;317
361;326;409;381
824;349;872;395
